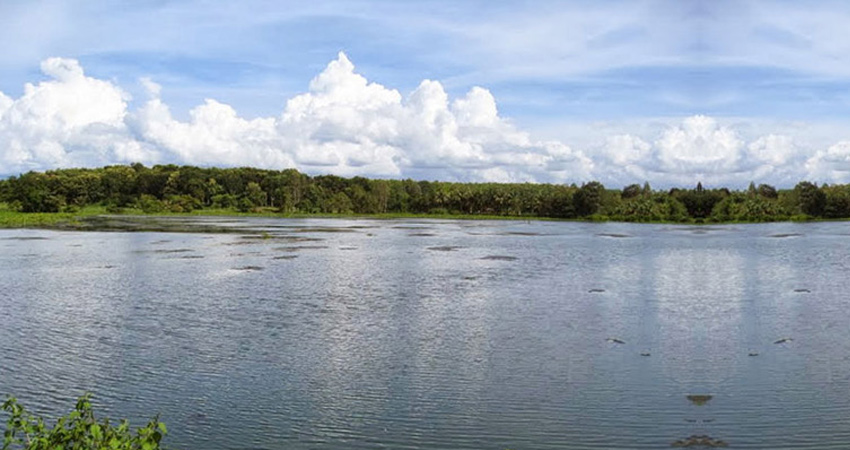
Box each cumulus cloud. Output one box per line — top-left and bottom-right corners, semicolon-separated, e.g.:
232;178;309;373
0;53;594;183
2;53;850;187
0;57;158;173
596;116;817;187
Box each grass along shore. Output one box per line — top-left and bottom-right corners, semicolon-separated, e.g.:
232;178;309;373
0;202;563;231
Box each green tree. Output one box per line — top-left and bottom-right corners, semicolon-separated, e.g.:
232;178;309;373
794;181;826;217
573;181;605;216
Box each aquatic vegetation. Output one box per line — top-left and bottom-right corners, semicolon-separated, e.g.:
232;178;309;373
671;435;728;447
427;246;464;252
686;395;713;405
479;255;518;261
2;394;170;450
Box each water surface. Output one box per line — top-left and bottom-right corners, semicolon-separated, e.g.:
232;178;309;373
2;218;850;449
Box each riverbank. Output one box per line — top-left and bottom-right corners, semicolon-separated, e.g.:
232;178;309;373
1;203;828;232
0;203;563;231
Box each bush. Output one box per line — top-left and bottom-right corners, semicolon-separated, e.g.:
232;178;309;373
2;394;171;450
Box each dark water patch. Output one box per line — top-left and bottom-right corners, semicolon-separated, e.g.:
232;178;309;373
176;255;204;259
70;216;255;234
409;232;436;237
686;395;713;405
462;275;479;280
339;246;357;251
232;266;264;271
606;337;625;344
588;288;606;293
393;226;434;230
774;337;793;344
272;255;298;260
427;246;464;252
228;252;262;257
291;227;356;233
503;231;542;236
597;233;632;238
2;236;48;240
274;245;329;252
671;435;728;448
97;265;116;269
479;255;518;261
767;233;803;238
794;288;811;293
153;248;193;254
151;240;171;245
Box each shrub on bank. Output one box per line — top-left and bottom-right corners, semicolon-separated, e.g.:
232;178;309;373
2;394;170;450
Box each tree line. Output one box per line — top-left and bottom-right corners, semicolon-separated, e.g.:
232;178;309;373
0;164;847;222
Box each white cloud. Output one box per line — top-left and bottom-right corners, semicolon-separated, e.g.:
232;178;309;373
804;141;850;183
0;54;593;183
6;53;850;188
596;116;815;187
0;57;159;173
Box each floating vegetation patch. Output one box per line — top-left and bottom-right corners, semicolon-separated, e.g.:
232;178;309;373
274;245;329;252
588;288;606;293
767;233;802;238
462;276;479;280
793;288;811;293
153;248;194;254
232;266;264;271
671;435;728;447
97;265;116;269
1;236;48;240
596;233;631;238
225;235;324;246
686;395;713;405
238;234;278;240
479;255;518;261
291;227;356;233
272;255;298;260
393;226;434;230
70;216;255;234
177;255;204;259
427;245;464;252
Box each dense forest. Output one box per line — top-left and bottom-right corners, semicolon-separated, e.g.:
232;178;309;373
0;164;847;222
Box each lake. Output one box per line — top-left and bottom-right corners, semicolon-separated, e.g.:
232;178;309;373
2;218;850;449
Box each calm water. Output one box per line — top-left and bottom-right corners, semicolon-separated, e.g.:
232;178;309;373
2;218;850;449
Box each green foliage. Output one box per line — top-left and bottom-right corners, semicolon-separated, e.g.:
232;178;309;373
4;163;850;223
573;181;605;216
795;181;827;216
2;394;170;450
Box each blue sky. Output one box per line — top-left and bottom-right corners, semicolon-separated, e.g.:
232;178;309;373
3;0;850;187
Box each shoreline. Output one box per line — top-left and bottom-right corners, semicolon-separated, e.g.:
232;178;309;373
0;206;832;233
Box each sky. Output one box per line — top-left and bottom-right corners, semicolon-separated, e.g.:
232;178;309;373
4;0;850;188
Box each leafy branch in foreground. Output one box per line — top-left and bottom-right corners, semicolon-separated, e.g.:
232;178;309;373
2;394;170;450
